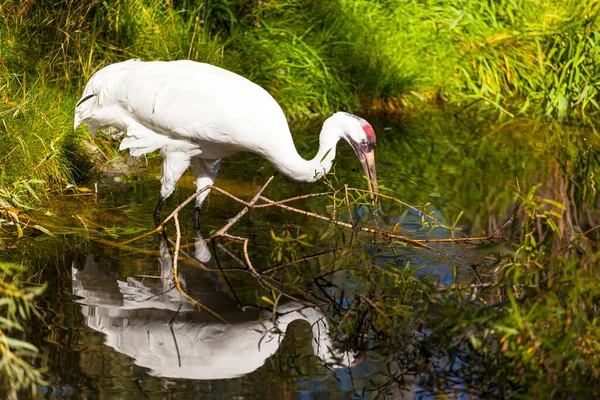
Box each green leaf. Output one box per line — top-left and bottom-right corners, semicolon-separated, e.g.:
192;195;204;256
3;337;38;352
22;181;40;202
319;148;332;163
452;210;464;228
542;199;566;209
261;296;274;306
33;224;54;236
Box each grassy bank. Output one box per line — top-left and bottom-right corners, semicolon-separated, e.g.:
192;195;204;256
1;0;599;200
4;0;598;116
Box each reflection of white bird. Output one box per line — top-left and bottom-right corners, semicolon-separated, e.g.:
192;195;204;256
74;59;378;227
71;239;357;380
77;298;355;379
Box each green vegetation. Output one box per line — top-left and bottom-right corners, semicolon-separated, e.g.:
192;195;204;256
1;0;599;201
253;117;599;396
0;263;45;399
0;112;594;397
335;176;600;396
0;0;599;397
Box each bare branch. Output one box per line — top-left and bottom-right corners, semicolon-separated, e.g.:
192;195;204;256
172;214;228;323
212;175;275;237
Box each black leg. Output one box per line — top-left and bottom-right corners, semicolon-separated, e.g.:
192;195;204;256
154;198;164;227
159;229;169;243
193;206;202;231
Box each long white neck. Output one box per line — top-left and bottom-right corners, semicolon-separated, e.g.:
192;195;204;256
273;303;355;367
263;114;347;182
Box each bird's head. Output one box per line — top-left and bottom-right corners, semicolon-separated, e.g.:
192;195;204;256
331;112;378;201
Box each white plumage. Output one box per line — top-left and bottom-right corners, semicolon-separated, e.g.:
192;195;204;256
71;235;358;379
74;59;378;226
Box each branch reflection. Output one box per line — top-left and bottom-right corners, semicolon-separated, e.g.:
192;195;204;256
71;233;356;380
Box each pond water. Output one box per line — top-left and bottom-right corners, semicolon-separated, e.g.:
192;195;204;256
2;111;597;398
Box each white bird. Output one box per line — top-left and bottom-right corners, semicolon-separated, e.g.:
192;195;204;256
74;59;378;227
71;237;358;379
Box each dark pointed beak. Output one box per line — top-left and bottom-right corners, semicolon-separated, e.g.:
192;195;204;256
359;150;378;203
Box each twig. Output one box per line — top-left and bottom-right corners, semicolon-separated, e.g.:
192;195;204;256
114;175;516;313
349;187;515;244
257;195;443;252
323;177;338;221
217;241;248;265
411;236;499;244
344;184;354;226
347;187;445;227
261;249;336;275
172;214;228;323
311;278;343;310
360;296;394;326
345;184;359;251
122;184;251;245
425;204;517;244
213;175;275;237
169;324;182;368
168;304;183;367
490;208;518;239
253;191;339;208
211;240;247;310
552;223;600;256
167;185;251;226
168;303;182;325
166;239;213;272
215;233;308;305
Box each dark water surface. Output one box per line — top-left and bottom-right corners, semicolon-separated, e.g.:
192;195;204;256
2;111;595;398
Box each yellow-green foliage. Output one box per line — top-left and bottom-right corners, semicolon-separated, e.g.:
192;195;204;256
0;263;46;399
0;77;75;189
4;0;599;117
447;0;600;122
0;0;599;199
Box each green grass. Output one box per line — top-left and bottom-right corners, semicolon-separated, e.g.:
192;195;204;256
0;1;598;396
0;79;74;185
0;263;45;399
4;0;599;116
0;0;599;206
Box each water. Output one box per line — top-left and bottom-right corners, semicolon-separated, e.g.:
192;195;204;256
2;111;598;398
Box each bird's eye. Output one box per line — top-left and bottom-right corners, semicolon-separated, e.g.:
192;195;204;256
362;139;368;145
